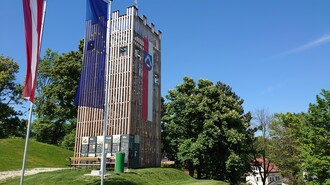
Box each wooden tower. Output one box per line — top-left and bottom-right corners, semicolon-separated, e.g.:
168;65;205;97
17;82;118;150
74;6;162;168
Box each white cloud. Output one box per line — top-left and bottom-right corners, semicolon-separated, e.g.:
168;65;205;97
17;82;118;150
260;83;285;95
278;34;330;56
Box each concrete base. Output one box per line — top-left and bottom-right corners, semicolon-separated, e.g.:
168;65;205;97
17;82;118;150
90;170;101;176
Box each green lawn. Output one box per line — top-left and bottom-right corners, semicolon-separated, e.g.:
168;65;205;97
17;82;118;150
1;168;228;185
0;138;228;184
0;138;73;171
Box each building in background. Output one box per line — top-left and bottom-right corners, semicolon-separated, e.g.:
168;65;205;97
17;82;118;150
74;6;161;168
246;158;287;185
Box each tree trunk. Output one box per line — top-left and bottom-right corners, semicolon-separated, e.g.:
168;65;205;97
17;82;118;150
175;160;180;168
196;165;201;179
187;162;194;177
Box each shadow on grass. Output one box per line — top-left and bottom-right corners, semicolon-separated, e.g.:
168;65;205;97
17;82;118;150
87;172;138;185
106;178;138;185
121;171;138;175
88;177;138;185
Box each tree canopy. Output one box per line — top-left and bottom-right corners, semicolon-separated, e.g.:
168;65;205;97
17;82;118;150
33;41;83;145
162;76;252;184
0;55;25;138
268;112;303;185
300;89;330;184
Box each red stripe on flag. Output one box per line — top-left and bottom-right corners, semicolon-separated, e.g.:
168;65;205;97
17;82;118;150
142;38;149;121
22;0;43;103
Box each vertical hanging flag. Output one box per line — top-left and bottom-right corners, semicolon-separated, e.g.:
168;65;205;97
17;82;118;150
75;0;107;108
142;38;154;122
22;0;43;102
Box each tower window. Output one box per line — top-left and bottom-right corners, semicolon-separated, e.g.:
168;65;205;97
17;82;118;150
135;48;141;60
120;46;127;56
154;74;159;85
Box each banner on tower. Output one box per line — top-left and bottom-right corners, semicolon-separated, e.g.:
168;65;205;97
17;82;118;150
142;38;154;122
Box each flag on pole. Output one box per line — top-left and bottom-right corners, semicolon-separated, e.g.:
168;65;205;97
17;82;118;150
74;0;108;108
21;1;46;184
22;0;43;103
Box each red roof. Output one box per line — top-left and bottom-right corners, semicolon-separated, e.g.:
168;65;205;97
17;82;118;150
251;158;280;173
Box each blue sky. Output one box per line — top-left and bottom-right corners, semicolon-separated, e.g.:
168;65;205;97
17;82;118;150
1;0;329;116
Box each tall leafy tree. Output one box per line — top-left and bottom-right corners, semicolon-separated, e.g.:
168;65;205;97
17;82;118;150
33;41;83;145
269;112;303;185
163;77;251;184
0;55;25;138
300;89;330;184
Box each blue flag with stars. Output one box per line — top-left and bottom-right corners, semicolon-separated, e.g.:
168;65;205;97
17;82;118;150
75;0;107;108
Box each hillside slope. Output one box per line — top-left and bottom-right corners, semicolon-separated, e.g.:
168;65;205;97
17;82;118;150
2;168;228;185
0;138;73;171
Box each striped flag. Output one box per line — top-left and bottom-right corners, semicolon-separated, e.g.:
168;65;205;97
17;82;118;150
22;0;44;102
74;0;107;108
142;38;154;122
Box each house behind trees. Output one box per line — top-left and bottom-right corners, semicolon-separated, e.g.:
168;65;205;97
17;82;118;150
246;158;287;185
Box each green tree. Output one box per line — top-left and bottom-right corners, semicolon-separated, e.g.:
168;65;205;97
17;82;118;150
61;128;76;150
268;112;303;185
301;89;330;184
163;77;251;184
0;55;25;138
33;41;82;145
160;97;171;159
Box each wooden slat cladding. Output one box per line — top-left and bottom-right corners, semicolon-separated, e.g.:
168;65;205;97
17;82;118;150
74;6;161;168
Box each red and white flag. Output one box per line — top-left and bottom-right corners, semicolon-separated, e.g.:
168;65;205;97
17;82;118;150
22;0;43;102
142;38;154;122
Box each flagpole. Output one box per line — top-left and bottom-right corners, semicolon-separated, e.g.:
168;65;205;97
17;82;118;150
20;103;33;185
101;0;112;184
39;0;47;44
20;1;47;185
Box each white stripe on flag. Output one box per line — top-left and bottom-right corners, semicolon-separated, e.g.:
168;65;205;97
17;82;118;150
23;0;43;102
147;41;154;122
28;0;38;100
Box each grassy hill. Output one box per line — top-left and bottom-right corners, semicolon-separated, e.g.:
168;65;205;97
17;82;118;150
0;138;73;171
0;138;228;185
2;168;228;185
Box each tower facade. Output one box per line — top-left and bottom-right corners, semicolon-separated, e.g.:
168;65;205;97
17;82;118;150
74;6;161;168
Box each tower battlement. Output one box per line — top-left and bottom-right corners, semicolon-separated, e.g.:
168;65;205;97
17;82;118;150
112;6;161;39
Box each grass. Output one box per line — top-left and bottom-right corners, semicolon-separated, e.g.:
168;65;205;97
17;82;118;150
1;168;228;185
0;138;73;171
0;138;228;184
